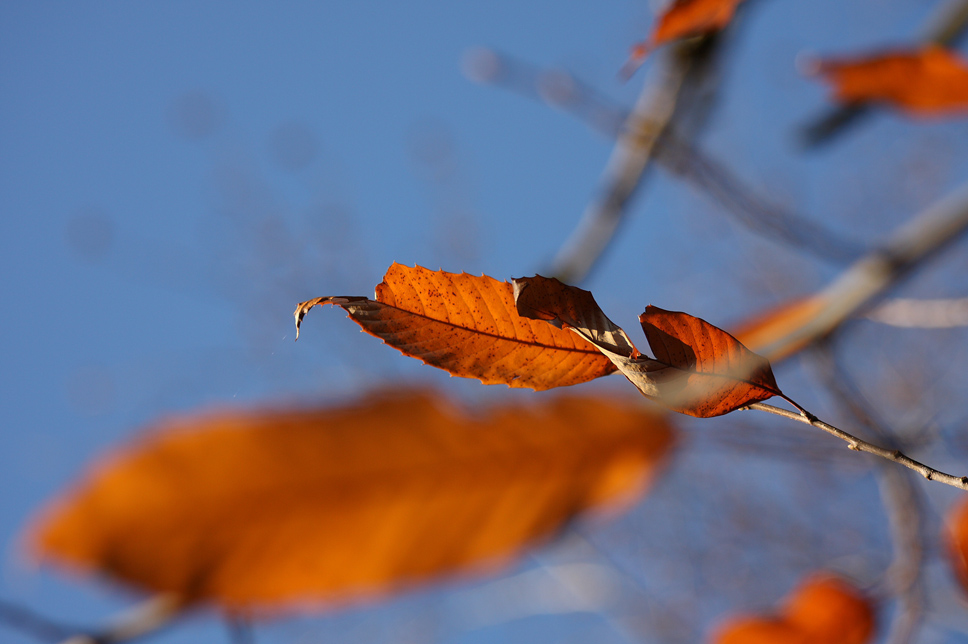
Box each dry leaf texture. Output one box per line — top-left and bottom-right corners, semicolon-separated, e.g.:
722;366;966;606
30;389;673;611
295;264;617;390
513;276;783;417
814;45;968;115
638;306;782;417
713;574;875;644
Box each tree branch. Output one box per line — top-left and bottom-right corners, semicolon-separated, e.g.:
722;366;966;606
752;181;968;362
464;49;866;266
743;402;968;491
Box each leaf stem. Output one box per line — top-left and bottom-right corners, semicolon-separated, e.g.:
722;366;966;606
743;402;968;492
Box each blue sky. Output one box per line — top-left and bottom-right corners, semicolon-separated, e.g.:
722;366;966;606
3;2;968;643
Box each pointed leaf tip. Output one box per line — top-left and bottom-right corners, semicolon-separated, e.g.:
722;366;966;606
296;266;617;390
638;305;783;416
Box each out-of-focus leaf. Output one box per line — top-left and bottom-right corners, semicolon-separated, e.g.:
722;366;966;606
945;496;968;593
712;574;875;644
295;263;617;391
513;276;784;417
811;45;968;115
29;389;674;612
622;0;744;75
730;296;827;363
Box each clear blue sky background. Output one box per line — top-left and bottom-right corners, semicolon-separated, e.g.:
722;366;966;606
3;2;968;643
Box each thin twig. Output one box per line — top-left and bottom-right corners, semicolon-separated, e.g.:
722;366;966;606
744;402;968;491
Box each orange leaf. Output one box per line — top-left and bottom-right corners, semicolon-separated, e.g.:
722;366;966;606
713;574;875;644
622;0;743;75
294;263;617;391
945;496;968;593
729;295;827;363
811;45;968;115
638;306;783;417
782;576;875;644
29;389;674;612
513;276;784;417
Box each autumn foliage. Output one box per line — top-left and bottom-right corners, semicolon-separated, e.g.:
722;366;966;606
946;496;968;593
623;0;744;75
811;45;968;115
294;263;617;390
299;265;792;418
711;574;875;644
30;389;673;611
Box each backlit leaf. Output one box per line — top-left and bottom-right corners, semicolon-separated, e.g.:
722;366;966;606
712;574;875;644
512;276;785;417
811;45;968;115
29;389;674;612
295;263;617;390
639;305;783;417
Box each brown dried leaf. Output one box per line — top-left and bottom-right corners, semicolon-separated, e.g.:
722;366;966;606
295;264;616;391
29;389;674;612
512;277;784;417
639;305;783;417
811;45;968;115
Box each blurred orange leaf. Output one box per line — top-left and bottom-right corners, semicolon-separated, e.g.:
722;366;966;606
811;45;968;115
30;389;673;612
623;0;744;75
713;574;875;644
295;263;617;390
945;496;968;593
513;276;785;417
730;295;828;363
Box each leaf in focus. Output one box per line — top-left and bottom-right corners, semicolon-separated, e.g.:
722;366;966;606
29;389;674;612
622;0;744;75
639;305;783;417
810;45;968;115
513;276;784;417
712;574;875;644
295;263;617;391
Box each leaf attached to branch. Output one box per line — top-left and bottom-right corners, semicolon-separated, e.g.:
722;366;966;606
513;276;784;417
295;263;617;391
809;45;968;115
29;389;674;612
